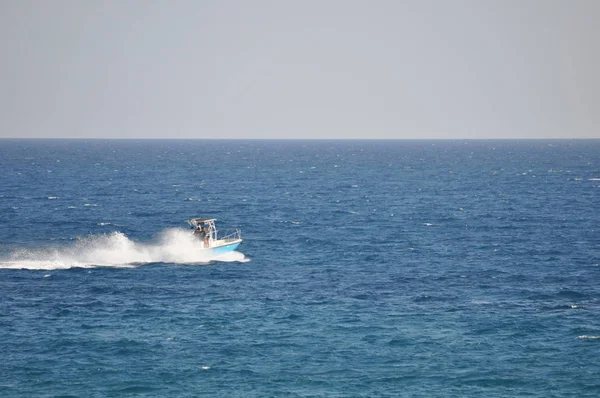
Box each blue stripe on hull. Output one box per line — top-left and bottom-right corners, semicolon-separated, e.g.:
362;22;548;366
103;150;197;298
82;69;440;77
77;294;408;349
210;242;241;255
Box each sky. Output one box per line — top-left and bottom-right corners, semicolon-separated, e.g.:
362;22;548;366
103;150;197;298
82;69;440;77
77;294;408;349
1;0;599;139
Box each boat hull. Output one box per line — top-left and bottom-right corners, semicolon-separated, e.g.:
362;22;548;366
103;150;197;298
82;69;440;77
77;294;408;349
208;240;241;255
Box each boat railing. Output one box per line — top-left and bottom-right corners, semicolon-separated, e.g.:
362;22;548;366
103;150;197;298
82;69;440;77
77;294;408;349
217;228;242;242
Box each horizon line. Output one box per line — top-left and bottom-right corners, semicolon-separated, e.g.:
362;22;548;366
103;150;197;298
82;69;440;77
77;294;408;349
1;137;599;141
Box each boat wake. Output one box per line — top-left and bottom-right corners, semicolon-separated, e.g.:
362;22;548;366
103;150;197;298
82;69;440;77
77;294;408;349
0;229;249;270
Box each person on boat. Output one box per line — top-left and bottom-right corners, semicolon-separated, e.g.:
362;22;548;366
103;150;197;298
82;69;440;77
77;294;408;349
202;227;210;246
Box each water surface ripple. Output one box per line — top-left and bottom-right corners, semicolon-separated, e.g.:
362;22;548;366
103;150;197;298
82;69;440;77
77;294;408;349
0;140;599;397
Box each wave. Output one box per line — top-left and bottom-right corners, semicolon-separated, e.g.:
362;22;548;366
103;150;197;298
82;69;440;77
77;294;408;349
0;229;249;270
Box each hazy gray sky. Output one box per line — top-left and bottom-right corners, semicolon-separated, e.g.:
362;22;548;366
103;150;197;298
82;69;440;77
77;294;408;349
1;0;599;139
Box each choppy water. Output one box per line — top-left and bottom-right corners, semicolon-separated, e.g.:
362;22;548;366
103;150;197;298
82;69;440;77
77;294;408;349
1;139;599;397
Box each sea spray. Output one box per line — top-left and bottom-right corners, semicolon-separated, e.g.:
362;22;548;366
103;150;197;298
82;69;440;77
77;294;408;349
0;229;248;270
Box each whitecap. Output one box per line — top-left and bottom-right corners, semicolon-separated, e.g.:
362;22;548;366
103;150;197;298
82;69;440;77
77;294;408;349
84;203;98;207
578;335;600;340
47;196;58;200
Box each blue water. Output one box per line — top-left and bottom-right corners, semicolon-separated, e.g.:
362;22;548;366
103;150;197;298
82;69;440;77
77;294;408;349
1;139;599;397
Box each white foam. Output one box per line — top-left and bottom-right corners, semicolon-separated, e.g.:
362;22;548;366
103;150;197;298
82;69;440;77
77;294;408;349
578;335;600;340
0;229;249;270
212;251;250;263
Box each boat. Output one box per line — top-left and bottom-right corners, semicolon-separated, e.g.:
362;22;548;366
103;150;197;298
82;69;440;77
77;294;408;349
187;218;242;254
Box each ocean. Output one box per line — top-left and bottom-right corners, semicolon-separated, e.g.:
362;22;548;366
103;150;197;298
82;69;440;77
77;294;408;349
0;139;599;397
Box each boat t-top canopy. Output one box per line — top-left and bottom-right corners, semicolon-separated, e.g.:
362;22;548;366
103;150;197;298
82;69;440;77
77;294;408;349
188;218;216;227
